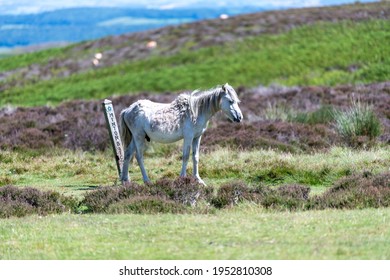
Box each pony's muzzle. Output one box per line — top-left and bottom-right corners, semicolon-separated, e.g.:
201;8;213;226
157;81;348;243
234;112;243;123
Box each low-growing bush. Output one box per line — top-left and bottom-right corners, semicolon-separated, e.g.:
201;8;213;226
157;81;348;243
261;184;310;210
81;172;390;214
210;181;254;208
308;172;390;209
202;121;340;153
0;199;34;218
0;186;79;218
155;176;214;206
210;181;310;210
82;176;214;213
107;196;186;214
2;172;389;218
81;182;146;213
1;81;389;153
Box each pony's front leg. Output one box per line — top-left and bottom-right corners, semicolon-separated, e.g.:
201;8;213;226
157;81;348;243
180;137;192;177
192;136;206;186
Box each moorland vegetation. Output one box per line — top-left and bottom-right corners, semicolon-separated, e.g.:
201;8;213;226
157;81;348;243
0;2;389;259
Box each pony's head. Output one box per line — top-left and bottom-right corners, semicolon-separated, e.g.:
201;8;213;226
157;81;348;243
220;83;243;123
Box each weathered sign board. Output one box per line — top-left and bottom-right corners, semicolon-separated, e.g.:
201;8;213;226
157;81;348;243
102;99;124;179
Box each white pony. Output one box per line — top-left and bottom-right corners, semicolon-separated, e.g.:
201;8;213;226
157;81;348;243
119;83;243;185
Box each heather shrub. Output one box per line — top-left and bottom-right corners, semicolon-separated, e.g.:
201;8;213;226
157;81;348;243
210;181;252;208
0;186;79;218
155;176;214;206
3;172;389;218
81;182;144;213
0;199;34;218
308;172;390;209
2;83;388;153
17;128;55;150
107;196;186;214
202;121;339;153
82;176;213;213
210;181;275;208
261;184;310;210
210;181;310;210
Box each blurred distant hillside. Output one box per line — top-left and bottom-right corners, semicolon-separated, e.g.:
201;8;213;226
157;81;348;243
0;1;388;108
0;7;263;49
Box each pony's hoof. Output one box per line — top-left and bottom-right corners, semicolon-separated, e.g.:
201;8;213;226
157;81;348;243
121;179;130;185
196;178;207;186
144;180;152;186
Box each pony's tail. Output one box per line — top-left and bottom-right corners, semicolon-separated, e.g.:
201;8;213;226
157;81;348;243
120;110;132;150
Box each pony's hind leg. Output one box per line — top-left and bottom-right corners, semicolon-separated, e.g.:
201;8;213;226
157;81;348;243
133;134;150;184
180;137;192;177
121;140;136;183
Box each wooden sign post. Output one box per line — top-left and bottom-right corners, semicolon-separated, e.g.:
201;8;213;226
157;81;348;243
102;99;124;179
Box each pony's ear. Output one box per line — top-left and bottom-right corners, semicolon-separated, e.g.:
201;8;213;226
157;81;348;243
222;83;228;91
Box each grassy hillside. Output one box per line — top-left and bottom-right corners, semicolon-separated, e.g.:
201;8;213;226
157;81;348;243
0;47;68;73
1;2;388;71
1;20;389;107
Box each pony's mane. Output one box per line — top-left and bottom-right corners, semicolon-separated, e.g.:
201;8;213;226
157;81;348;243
171;84;239;123
189;87;222;121
192;84;239;122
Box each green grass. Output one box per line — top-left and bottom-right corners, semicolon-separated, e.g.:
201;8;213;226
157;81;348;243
0;149;118;198
1;146;389;196
333;99;382;146
0;47;69;72
262;104;336;124
1;20;389;107
0;207;389;259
